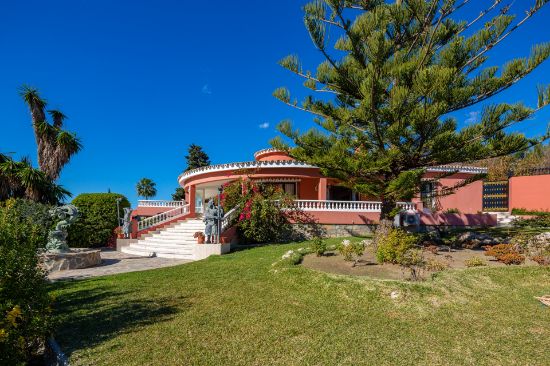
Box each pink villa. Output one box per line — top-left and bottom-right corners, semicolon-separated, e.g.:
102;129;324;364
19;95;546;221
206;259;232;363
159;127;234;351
121;148;550;259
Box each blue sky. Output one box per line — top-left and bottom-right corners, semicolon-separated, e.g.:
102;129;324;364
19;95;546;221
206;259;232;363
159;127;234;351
1;1;549;205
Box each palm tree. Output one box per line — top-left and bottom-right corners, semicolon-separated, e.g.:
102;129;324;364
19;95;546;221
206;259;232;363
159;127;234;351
20;86;82;181
0;153;70;204
136;178;157;200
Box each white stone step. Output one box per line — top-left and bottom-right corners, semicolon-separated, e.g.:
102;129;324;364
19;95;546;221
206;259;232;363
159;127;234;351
128;242;192;252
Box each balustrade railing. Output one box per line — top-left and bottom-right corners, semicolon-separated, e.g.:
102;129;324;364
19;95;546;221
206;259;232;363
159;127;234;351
292;200;415;212
138;200;186;208
221;206;239;232
137;204;190;231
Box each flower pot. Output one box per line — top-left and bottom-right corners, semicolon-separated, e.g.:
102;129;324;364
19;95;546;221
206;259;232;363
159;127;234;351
197;237;205;244
117;233;124;239
220;237;229;244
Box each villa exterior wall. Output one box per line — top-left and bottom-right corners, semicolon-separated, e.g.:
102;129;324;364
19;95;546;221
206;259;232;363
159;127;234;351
304;211;380;225
299;178;319;200
509;174;550;212
437;179;483;214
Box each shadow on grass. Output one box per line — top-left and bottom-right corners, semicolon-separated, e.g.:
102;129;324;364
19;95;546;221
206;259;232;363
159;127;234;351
50;279;184;358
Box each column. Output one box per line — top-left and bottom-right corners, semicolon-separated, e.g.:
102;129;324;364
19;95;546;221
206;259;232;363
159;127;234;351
318;178;327;201
189;185;196;215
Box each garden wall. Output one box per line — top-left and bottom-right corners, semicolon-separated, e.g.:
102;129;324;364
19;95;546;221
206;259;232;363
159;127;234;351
509;174;550;212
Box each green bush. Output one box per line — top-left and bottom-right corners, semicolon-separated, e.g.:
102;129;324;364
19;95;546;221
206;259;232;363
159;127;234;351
0;200;53;365
511;208;550;216
465;256;487;267
311;237;326;257
68;193;130;248
337;239;365;263
376;228;418;264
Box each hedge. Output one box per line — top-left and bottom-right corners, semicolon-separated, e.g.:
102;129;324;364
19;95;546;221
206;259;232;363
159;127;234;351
0;200;53;364
68;193;130;248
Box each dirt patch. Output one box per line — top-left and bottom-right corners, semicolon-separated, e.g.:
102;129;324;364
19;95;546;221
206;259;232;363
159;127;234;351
301;248;538;281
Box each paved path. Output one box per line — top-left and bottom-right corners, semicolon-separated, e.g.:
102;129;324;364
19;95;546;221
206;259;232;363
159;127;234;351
48;249;191;281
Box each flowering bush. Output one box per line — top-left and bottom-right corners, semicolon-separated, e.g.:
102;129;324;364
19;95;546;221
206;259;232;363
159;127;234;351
221;179;297;243
337;239;365;265
0;200;53;364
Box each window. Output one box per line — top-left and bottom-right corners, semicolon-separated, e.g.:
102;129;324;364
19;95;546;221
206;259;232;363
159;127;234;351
263;182;297;197
420;181;436;209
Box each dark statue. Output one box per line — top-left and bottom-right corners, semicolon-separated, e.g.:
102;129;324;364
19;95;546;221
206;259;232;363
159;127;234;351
122;207;133;239
203;199;223;243
46;204;79;253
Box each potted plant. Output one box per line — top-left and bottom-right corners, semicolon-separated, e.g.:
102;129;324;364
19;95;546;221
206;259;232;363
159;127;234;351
115;227;124;239
194;231;205;244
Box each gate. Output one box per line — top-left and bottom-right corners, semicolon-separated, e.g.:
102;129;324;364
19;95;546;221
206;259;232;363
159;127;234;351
482;181;509;212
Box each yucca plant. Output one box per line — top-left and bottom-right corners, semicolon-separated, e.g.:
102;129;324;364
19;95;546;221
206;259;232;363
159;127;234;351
20;86;82;181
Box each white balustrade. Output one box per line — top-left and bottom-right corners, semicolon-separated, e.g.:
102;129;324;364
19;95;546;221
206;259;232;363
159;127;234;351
138;200;186;208
137;204;190;231
221;206;239;232
291;200;415;212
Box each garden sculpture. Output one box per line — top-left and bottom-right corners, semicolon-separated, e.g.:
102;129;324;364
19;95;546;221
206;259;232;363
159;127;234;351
122;207;133;239
204;200;222;243
46;204;79;252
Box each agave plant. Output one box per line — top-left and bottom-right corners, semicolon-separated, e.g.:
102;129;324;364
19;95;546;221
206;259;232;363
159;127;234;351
20;86;82;181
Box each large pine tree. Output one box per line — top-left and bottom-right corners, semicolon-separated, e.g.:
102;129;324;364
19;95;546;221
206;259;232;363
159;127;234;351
273;0;550;219
185;144;211;171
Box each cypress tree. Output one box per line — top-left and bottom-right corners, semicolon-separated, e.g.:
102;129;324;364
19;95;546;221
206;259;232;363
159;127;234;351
185;144;211;171
273;0;550;219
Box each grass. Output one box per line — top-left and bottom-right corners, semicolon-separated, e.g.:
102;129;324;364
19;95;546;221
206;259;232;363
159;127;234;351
50;237;550;366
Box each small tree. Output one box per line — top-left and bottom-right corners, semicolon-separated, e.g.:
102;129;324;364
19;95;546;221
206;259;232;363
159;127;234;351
136;178;157;200
273;0;550;220
172;187;185;201
185;144;211;171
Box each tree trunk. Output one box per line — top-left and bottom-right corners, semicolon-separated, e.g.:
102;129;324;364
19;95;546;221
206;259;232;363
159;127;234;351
380;198;397;221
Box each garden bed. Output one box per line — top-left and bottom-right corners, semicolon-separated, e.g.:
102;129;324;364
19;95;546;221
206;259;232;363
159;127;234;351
302;248;538;281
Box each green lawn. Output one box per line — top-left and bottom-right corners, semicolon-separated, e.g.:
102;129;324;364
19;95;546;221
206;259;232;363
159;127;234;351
50;238;550;366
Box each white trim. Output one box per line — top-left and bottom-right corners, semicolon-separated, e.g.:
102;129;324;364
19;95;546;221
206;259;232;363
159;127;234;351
179;160;316;185
254;148;284;159
138;200;186;208
253;178;301;183
291;200;416;212
426;165;487;174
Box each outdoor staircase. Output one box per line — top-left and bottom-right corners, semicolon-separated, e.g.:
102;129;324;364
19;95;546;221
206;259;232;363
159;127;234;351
121;219;205;259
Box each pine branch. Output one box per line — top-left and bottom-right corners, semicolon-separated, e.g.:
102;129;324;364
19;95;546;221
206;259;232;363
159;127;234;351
463;3;548;70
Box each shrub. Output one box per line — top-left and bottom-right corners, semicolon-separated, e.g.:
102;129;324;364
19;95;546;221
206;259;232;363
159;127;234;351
221;179;299;243
531;255;550;266
483;244;514;259
425;258;448;272
311;237;326;257
68;193;130;248
512;215;550;228
0;201;53;365
444;208;460;214
465;256;486;267
337;239;365;265
376;228;417;264
511;208;550;216
499;253;525;265
400;249;426;281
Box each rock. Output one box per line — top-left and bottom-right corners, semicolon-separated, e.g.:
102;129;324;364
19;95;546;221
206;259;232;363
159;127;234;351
390;291;400;299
